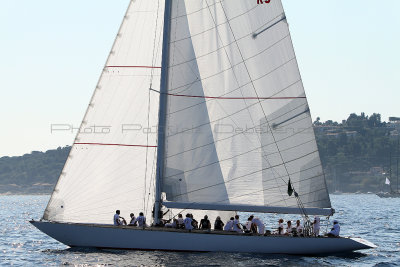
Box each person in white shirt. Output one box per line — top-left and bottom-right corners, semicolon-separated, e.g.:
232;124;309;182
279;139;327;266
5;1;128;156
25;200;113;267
295;220;303;236
128;213;136;226
136;212;146;227
278;219;285;235
285;220;293;235
165;218;178;228
313;216;320;236
244;216;254;233
327;220;340;237
251;216;265;235
113;210;127;226
184;213;193;231
177;214;184;229
232;215;243;233
224;217;234;231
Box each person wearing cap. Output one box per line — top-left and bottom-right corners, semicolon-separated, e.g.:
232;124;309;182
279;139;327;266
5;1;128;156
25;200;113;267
327;220;340;237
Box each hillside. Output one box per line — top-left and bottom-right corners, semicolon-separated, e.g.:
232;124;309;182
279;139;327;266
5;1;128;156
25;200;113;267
0;146;70;194
1;112;399;194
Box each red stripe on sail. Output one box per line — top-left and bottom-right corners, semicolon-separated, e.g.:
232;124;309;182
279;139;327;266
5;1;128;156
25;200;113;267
74;143;157;148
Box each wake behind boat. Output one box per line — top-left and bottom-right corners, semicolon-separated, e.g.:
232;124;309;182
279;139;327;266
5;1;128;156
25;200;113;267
31;0;376;254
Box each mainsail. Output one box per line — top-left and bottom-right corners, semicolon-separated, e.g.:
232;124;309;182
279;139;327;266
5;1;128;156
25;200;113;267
43;0;164;224
162;0;332;215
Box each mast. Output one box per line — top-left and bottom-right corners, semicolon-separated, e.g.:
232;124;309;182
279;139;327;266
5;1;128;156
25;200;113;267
397;137;399;193
154;0;172;225
389;150;393;193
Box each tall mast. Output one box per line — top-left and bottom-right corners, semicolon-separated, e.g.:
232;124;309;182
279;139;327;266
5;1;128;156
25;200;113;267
389;150;393;193
154;0;172;225
397;137;399;192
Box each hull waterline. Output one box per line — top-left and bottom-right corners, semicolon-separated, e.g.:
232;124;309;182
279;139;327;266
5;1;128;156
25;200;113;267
30;220;376;255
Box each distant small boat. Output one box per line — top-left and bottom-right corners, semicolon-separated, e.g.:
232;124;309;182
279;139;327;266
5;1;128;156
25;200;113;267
31;0;376;254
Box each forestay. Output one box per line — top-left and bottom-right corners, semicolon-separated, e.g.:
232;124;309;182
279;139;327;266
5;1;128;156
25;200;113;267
43;0;164;224
162;0;331;214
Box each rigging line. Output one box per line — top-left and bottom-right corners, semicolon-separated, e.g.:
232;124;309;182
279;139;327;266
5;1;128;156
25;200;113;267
166;79;302;138
145;0;161;214
166;174;327;212
166;93;305;100
170;2;260;44
169;36;293;94
204;177;327;209
169;10;285;69
168;57;297;114
74;143;157;148
170;32;290;70
166;102;309;159
170;0;222;20
219;1;301;210
169;149;318;199
288;30;331;206
163;135;315;181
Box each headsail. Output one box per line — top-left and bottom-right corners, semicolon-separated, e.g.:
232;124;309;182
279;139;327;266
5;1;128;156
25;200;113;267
43;0;164;224
162;0;331;215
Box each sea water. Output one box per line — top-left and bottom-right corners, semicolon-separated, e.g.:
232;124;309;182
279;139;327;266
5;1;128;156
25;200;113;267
0;194;399;266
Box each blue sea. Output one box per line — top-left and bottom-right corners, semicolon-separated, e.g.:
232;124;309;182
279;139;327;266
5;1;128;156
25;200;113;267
0;194;399;266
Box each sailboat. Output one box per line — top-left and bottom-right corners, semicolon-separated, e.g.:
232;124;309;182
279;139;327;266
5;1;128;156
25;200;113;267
377;143;400;198
31;0;376;254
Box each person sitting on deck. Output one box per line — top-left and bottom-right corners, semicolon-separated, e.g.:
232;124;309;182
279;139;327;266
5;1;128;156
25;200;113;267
251;216;265;235
184;213;193;231
278;219;285;235
285;220;293;235
164;218;178;228
244;216;255;233
177;214;184;229
113;210;126;226
200;215;211;230
190;214;198;229
295;220;303;236
214;216;224;231
224;217;235;231
326;220;340;237
233;215;243;233
313;216;320;236
128;213;137;226
136;212;146;227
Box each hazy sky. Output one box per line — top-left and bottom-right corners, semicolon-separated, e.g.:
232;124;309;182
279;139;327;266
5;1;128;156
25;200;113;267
1;0;399;157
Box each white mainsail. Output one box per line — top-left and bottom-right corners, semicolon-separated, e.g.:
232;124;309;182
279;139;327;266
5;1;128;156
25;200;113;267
163;0;331;214
43;0;164;224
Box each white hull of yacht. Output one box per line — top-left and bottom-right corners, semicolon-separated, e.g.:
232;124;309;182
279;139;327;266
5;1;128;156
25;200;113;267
30;221;376;255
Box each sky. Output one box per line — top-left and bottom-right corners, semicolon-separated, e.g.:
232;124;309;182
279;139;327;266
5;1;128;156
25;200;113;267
0;0;399;157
